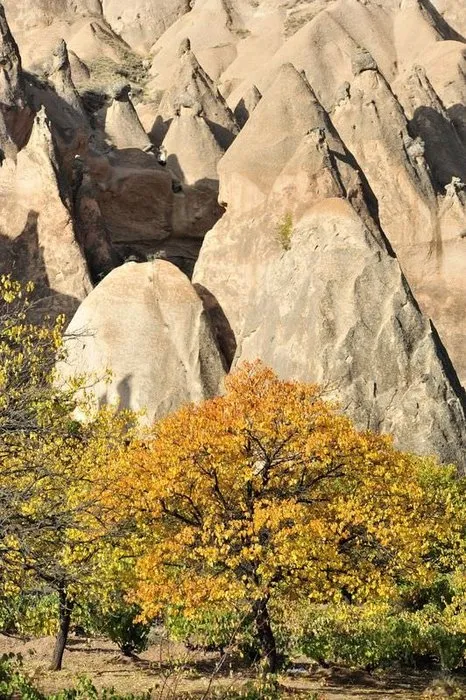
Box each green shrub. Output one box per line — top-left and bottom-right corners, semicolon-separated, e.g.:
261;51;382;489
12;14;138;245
165;604;294;669
275;213;293;251
297;602;466;671
97;602;151;657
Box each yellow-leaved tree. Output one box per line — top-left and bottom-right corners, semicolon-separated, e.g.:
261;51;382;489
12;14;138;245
0;277;136;671
113;362;465;673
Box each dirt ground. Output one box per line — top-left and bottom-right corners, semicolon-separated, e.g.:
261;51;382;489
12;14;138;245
0;634;465;699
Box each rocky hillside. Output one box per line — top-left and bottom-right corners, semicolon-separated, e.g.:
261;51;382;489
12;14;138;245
0;0;465;469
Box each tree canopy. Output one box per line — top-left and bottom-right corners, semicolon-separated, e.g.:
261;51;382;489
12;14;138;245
111;362;465;672
0;277;136;670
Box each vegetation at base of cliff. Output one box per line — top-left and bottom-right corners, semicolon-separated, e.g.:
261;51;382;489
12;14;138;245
1;277;466;691
276;212;294;251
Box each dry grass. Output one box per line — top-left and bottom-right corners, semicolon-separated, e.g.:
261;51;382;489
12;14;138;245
1;634;464;699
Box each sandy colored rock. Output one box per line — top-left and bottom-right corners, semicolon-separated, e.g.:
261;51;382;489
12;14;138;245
104;83;151;150
195;200;466;471
233;83;261;127
61;260;226;422
0;0;465;468
102;0;191;52
332;65;466;384
0;108;92;317
194;72;466;469
156;44;239;149
88;147;223;258
218;63;341;213
162;106;225;186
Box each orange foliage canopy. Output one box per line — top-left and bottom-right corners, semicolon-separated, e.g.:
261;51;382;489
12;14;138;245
111;362;458;622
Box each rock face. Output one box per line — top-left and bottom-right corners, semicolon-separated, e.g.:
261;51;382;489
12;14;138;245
0;108;92;317
101;0;191;52
196;200;466;470
194;63;466;471
0;0;465;467
156;43;239;149
61;261;226;422
162;105;225;186
104;83;152;150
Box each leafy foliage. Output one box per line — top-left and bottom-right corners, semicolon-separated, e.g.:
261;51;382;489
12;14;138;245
97;600;151;657
298;600;466;671
0;277;138;669
109;362;466;672
1;276;465;681
0;593;59;636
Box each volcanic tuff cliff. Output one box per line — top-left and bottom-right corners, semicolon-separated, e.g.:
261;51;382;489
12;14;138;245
0;0;465;468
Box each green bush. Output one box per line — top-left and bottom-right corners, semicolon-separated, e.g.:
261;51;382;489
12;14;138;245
97;602;151;657
0;593;100;638
165;606;248;654
165;604;293;668
297;602;466;671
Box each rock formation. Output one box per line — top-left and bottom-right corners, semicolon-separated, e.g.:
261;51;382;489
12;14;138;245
194;81;466;470
156;41;239;149
0;0;465;471
101;0;191;52
61;260;226;422
0;108;91;317
104;82;152;150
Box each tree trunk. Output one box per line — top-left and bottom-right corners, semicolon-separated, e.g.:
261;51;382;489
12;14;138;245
50;585;74;671
253;597;278;674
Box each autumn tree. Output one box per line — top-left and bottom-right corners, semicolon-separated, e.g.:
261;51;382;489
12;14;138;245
114;362;464;673
0;277;136;671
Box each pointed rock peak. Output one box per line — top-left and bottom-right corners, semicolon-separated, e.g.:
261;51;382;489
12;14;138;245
30;106;51;137
105;85;151;150
25;107;57;159
351;46;378;76
49;38;82;97
399;0;452;36
158;43;238;149
263;63;324;115
52;39;69;73
162;107;225;186
68;50;90;83
0;3;19;61
275;62;308;87
0;3;23;107
41;38;87;130
410;63;440;95
218;62;336;212
404;63;447;115
234;84;262;128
